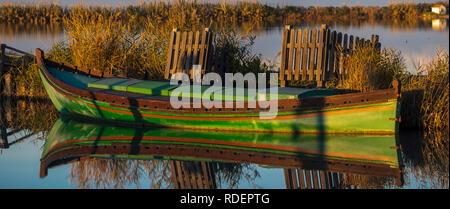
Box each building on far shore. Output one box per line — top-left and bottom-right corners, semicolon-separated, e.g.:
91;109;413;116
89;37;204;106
432;18;447;30
431;4;447;15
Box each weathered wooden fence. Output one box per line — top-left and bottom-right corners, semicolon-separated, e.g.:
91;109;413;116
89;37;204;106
169;160;217;189
0;43;35;96
284;168;344;189
279;25;381;87
164;28;229;81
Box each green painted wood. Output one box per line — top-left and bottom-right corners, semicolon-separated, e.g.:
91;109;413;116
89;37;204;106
48;68;98;89
39;66;399;134
127;80;178;96
87;78;140;91
42;117;399;166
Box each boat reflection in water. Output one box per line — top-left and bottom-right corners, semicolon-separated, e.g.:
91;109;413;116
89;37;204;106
40;117;403;189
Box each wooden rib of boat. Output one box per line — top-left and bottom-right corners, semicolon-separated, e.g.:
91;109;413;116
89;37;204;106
36;48;401;134
40;117;402;180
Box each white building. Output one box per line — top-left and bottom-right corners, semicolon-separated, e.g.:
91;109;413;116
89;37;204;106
431;5;447;15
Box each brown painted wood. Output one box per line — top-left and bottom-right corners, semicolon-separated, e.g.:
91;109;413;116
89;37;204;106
308;29;317;81
164;29;176;79
304;169;312;189
315;29;325;86
297;169;306;189
283;168;293;189
185;31;194;77
287;29;295;81
312;170;320;189
301;29;309;81
279;26;289;86
294;29;302;80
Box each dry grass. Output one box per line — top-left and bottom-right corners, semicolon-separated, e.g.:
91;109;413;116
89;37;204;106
1;1;446;25
62;5;205;80
401;49;449;133
339;45;406;92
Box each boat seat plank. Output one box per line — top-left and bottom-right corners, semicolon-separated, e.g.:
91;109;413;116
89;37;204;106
127;81;178;96
87;78;142;91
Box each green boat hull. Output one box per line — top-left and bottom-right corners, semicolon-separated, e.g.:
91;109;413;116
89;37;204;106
39;69;400;134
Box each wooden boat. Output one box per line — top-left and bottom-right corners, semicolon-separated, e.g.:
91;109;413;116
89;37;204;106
40;117;403;186
36;48;401;134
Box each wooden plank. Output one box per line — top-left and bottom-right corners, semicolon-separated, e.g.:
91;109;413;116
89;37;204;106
304;169;312;189
192;31;200;68
286;29;295;81
4;45;34;57
164;30;176;79
198;30;208;74
297;169;306;189
176;161;187;189
170;30;181;78
169;161;180;189
207;32;216;75
177;32;188;76
319;170;329;189
328;31;337;75
321;28;330;82
335;32;343;76
294;29;302;80
291;168;299;189
343;34;348;52
283;168;293;189
315;28;325;86
308;29;317;81
301;29;309;81
193;162;202;189
185;31;194;77
204;29;213;74
349;35;354;50
312;170;320;189
279;27;289;86
332;172;340;188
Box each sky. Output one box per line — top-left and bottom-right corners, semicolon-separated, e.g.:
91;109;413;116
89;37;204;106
2;0;448;7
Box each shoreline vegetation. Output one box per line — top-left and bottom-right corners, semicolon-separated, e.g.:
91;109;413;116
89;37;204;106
0;1;449;25
0;1;448;188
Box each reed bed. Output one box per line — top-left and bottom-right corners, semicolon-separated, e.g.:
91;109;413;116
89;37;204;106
339;44;448;133
0;1;447;25
338;45;406;92
401;49;449;133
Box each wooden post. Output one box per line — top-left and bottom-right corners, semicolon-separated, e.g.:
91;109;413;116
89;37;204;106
4;73;12;123
0;44;5;94
0;97;8;149
0;127;8;149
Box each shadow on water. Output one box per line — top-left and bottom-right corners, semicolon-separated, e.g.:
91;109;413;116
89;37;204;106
284;96;330;189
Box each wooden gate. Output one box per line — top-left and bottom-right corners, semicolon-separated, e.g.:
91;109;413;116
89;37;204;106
279;25;381;87
164;28;214;80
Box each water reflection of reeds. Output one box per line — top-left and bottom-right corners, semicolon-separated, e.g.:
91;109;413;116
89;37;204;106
0;22;64;42
68;158;260;189
400;131;449;189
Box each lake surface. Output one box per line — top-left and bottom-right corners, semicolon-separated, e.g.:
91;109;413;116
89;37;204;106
0;104;446;189
0;20;448;189
1;20;448;73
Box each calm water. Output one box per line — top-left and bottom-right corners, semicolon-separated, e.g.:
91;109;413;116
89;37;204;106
0;105;446;189
1;20;448;72
0;19;448;189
